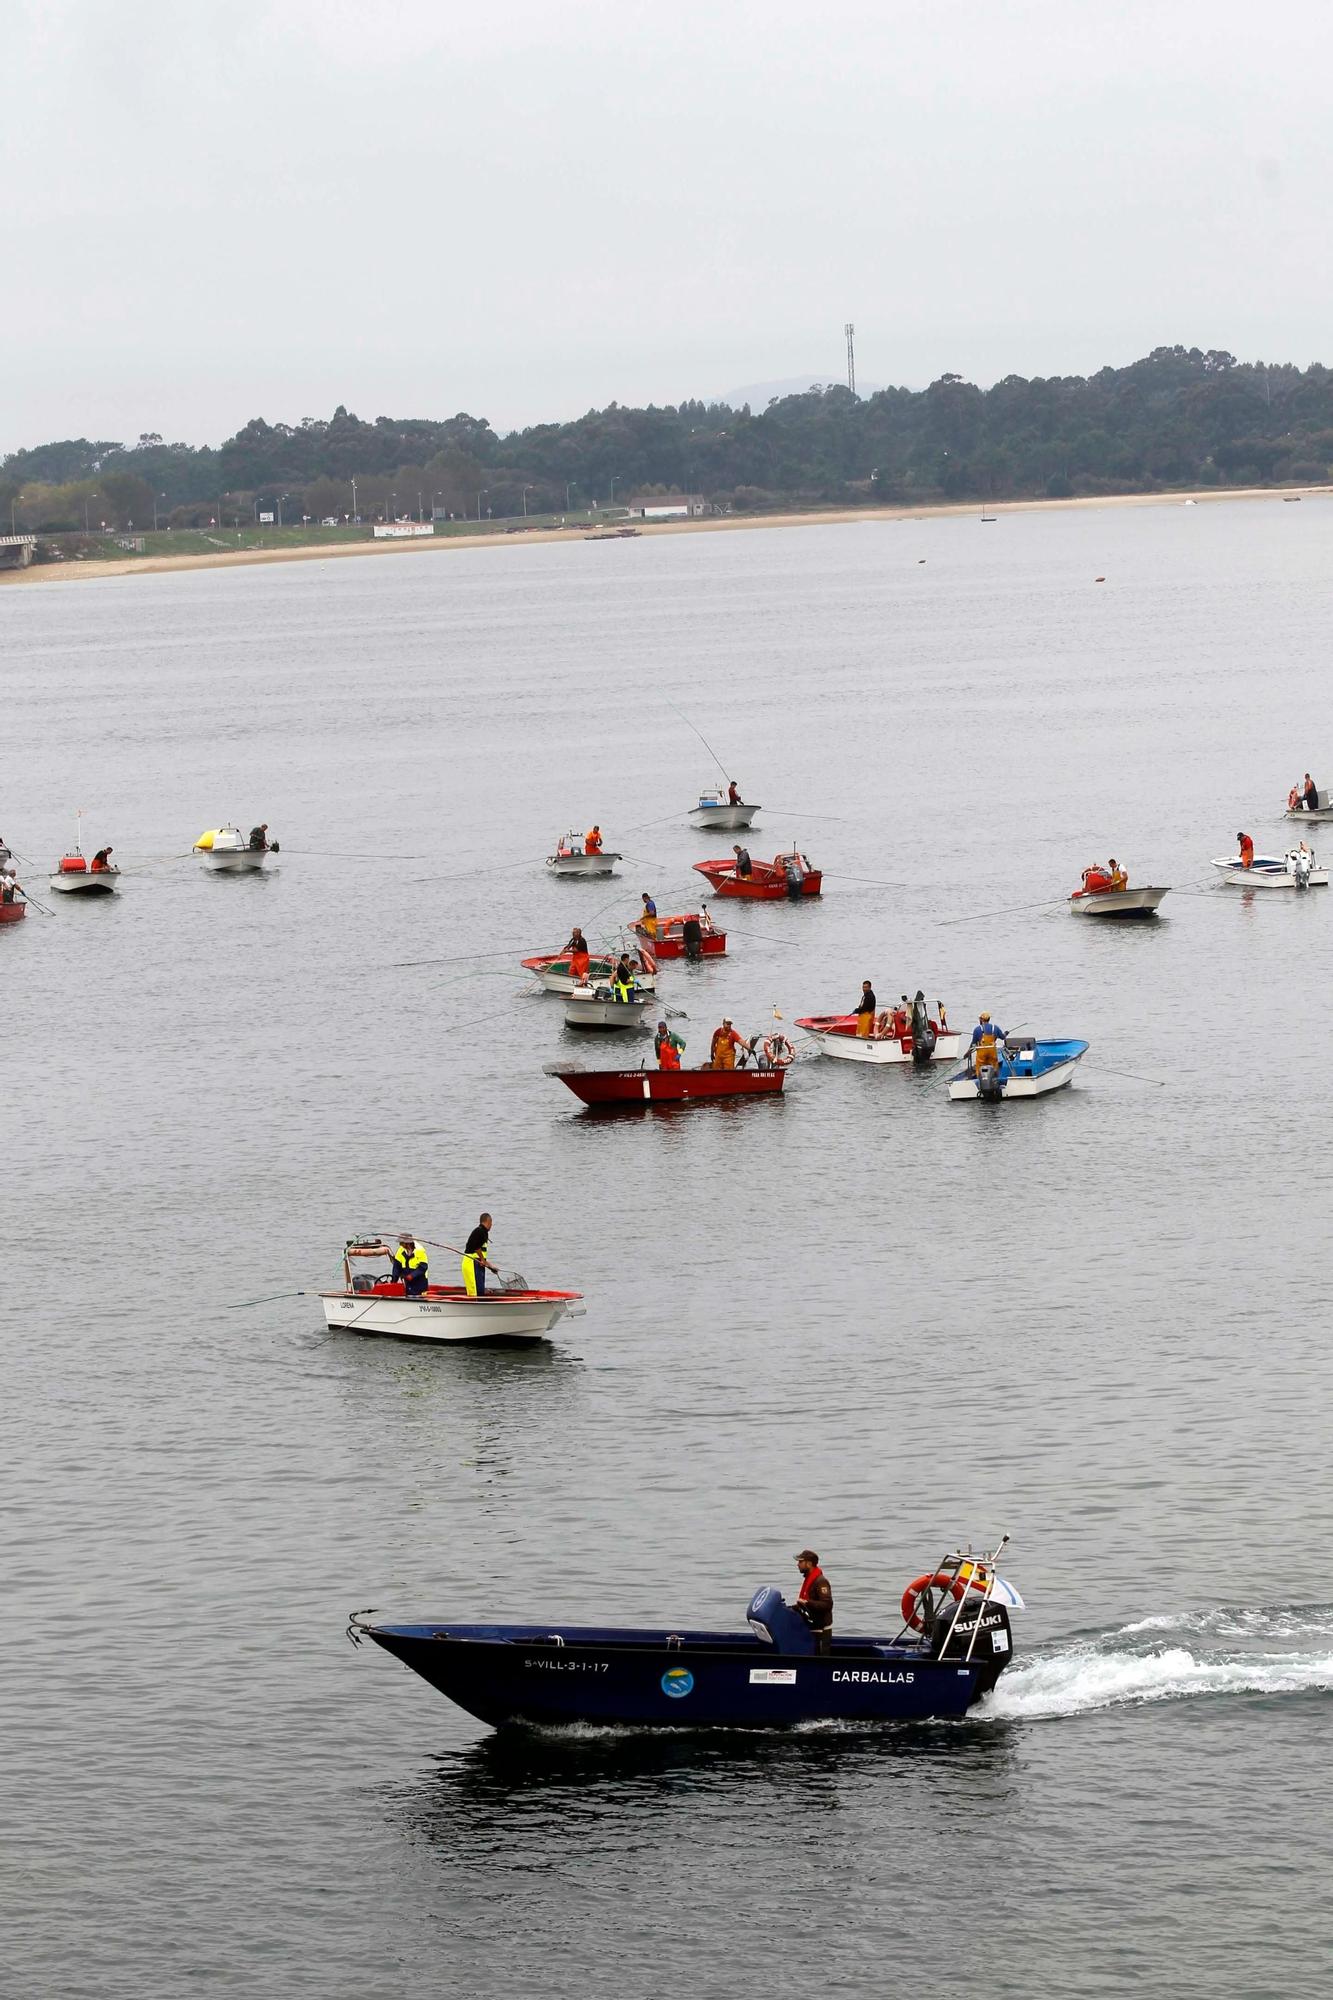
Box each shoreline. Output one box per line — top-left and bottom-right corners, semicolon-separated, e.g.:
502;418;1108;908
1;483;1321;587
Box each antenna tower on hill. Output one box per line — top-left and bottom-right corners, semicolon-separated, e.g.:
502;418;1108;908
844;322;856;396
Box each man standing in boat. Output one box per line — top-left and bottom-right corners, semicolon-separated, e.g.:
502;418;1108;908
727;779;743;805
732;844;752;878
639;891;658;941
709;1018;744;1070
1237;831;1255;869
795;1550;833;1656
655;1021;685;1069
462;1214;492;1297
855;979;877;1039
585;825;603;856
391;1233;430;1297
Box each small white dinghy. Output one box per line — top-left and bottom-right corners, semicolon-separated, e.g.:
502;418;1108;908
48;815;119;895
195;825;272;873
321;1239;583;1346
1070;885;1168;917
1212;848;1327;890
563;983;654;1030
688;789;759;830
1285;787;1333;825
547;831;621;877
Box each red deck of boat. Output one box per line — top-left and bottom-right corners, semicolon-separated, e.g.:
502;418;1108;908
632;915;727;958
693;857;822;900
796;1012;943;1048
552;1066;785;1105
0;903;27;924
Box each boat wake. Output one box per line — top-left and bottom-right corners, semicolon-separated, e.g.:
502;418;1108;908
982;1604;1333;1721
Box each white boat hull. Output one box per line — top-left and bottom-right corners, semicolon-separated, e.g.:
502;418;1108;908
49;871;120;895
811;1029;961;1065
199;848;268;872
1285;807;1333;824
689;804;759;829
563;994;653;1029
1212;857;1327;889
1070;886;1168;916
320;1291;577;1344
548;852;622;876
947;1061;1081;1101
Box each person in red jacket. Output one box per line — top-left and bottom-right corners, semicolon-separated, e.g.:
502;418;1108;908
795;1550;833;1655
585;825;603;855
1237;830;1255;869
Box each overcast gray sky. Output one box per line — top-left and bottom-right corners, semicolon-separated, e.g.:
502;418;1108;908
3;0;1329;453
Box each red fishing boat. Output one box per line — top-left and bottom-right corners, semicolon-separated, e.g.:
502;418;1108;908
632;911;727;959
694;848;822;900
551;1065;785;1107
0;901;26;925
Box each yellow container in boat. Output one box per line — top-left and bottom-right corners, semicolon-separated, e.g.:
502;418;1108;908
195;828;218;850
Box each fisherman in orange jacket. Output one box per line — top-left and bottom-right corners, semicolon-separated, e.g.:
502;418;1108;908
709;1019;743;1070
1237;831;1255;869
585;826;603;855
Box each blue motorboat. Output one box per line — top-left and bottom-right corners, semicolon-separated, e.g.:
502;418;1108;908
947;1037;1088;1102
348;1542;1021;1731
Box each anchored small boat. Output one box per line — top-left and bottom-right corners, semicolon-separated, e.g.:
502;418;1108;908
797;995;959;1065
194;826;271;873
551;1064;785;1107
0;898;26;926
321;1238;583;1345
694;848;822;900
1070;880;1168;917
688;789;759;830
547;832;621;877
632;911;727;960
1285;787;1333;824
523;947;658;996
947;1037;1089;1101
348;1538;1021;1731
1212;848;1327;889
49;851;120;895
563;985;654;1030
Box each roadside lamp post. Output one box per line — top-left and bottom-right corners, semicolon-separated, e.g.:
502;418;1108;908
390;491;397;522
565;481;575;510
417;490;424;522
477;489;487;520
610;475;619;506
522;485;533;518
351;477;358;522
277;493;290;528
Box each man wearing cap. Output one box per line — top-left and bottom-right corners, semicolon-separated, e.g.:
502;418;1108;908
795;1550;833;1655
391;1233;430;1297
709;1017;744;1070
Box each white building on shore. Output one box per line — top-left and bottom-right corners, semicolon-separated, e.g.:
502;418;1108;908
625;494;708;521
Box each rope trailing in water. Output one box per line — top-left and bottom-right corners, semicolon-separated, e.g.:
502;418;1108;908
937;895;1070;926
226;1289;309;1308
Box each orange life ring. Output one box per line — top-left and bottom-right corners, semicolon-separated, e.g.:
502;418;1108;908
901;1568;987;1630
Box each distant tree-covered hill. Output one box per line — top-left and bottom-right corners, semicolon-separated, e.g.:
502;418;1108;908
4;346;1330;533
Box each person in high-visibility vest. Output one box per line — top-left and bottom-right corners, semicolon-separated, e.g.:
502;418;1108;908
640;891;658;941
391;1234;430;1296
462;1213;492;1297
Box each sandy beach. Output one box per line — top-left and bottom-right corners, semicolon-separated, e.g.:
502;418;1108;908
1;483;1321;587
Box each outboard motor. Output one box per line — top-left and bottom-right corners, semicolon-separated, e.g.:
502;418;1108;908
910;990;936;1066
783;860;802;899
976;1060;1005;1103
1292;850;1312;889
682;917;703;962
746;1585;816;1655
929;1593;1013;1687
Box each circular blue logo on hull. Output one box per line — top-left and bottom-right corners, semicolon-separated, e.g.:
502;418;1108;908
661;1669;694;1699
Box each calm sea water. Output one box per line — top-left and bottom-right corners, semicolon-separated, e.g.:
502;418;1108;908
3;502;1332;1998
